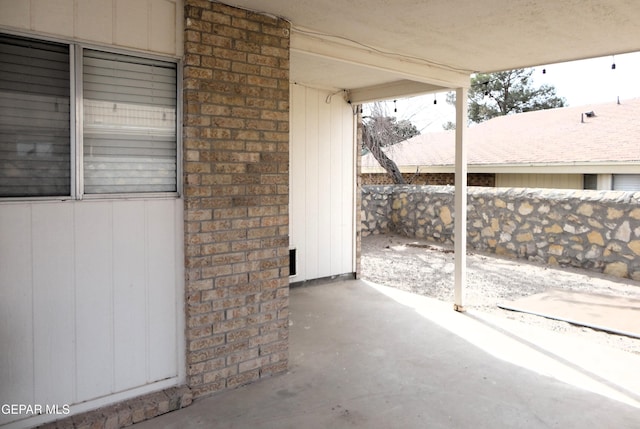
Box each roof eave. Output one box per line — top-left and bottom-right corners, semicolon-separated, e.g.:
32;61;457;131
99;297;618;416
362;161;640;175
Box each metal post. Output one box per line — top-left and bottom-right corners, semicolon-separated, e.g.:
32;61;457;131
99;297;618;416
454;86;468;312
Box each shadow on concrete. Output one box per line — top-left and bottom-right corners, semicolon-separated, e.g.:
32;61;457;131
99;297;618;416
133;280;640;429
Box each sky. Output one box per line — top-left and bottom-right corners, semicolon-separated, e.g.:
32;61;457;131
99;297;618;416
379;51;640;133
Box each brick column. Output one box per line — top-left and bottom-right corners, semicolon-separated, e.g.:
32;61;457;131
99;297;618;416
182;0;290;398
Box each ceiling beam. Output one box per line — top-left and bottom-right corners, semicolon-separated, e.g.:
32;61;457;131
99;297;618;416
347;80;444;104
291;28;471;91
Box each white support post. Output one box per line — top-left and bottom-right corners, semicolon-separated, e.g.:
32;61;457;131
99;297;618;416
454;86;468;312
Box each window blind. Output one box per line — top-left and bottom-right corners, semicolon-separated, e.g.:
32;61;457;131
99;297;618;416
613;174;640;191
0;35;70;197
83;50;177;194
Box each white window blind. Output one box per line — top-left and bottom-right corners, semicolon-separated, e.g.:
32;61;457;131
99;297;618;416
83;50;177;194
0;35;70;197
613;174;640;191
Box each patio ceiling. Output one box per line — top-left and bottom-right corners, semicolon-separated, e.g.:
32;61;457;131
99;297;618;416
222;0;640;101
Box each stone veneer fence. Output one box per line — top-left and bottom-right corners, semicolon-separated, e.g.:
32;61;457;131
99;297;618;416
361;185;640;281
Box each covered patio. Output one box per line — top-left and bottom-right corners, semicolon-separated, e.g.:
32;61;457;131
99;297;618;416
3;1;640;428
134;279;640;428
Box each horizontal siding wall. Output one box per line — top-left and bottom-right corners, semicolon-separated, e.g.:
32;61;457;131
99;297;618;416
0;0;183;56
496;173;583;190
0;198;184;428
290;84;356;282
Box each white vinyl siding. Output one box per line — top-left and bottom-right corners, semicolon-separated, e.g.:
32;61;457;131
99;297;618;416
83;50;177;194
290;84;356;282
0;32;183;429
0;0;183;57
0;35;71;197
0;199;184;428
0;4;184;428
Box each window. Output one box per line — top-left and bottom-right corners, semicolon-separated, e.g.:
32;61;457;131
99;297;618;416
613;174;640;191
583;174;597;190
0;35;71;197
0;34;178;199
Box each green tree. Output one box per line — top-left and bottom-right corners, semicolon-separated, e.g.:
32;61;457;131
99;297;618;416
445;68;566;128
442;120;456;131
362;102;420;184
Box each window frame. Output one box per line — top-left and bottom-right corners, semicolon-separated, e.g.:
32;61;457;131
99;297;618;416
0;31;182;202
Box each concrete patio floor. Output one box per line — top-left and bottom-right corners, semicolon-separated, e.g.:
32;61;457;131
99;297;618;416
134;280;640;428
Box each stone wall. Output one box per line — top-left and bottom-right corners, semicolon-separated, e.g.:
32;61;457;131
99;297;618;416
183;0;290;399
362;185;640;280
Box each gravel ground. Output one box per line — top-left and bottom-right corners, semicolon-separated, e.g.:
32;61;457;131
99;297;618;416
361;233;640;355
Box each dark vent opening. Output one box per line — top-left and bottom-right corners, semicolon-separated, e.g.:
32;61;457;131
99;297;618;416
289;248;297;276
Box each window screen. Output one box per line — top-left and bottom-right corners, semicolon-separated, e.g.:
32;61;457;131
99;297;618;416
83;50;177;194
0;35;70;197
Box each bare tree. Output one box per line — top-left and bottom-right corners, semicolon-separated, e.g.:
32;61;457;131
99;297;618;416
361;102;419;184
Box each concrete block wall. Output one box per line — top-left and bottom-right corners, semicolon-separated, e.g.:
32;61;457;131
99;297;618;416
182;0;290;398
362;185;640;281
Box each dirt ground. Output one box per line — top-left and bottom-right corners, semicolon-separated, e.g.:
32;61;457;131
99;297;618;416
361;233;640;355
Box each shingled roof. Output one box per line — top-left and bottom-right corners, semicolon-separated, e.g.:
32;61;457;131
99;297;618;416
362;97;640;173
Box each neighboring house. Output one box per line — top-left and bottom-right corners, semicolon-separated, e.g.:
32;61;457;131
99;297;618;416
1;1;640;428
362;98;640;190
